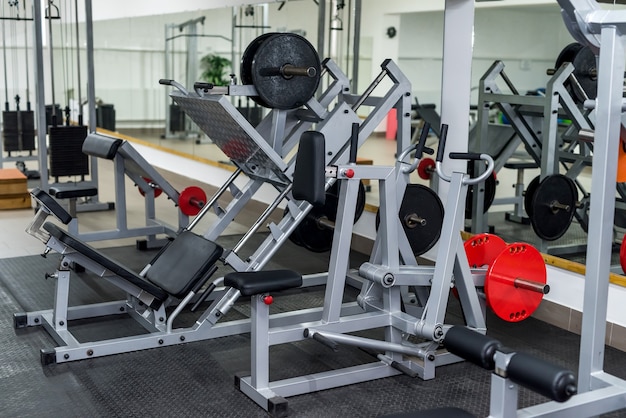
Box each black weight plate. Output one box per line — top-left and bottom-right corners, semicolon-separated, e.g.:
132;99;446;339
240;33;274;108
530;174;578;241
464;162;497;220
524;175;541;219
295;180;366;253
376;184;444;256
571;44;597;103
250;33;321;110
555;43;583;69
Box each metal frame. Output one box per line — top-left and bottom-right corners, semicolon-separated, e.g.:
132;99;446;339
236;147;496;412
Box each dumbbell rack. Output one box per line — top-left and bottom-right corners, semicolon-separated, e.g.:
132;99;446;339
472;58;603;255
169;59;414;274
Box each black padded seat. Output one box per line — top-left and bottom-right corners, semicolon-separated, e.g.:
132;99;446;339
144;231;223;298
49;184;98;200
224;270;302;296
31;188;72;225
380;407;476;418
503;161;539;170
43;222;169;307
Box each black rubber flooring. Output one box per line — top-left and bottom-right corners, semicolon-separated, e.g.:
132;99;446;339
1;233;626;417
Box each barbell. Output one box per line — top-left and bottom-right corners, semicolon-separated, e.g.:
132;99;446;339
136;178;207;217
464;233;549;322
288;181;366;253
547;42;597;104
240;32;321;110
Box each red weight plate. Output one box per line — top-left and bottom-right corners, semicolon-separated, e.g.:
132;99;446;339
620;233;626;274
464;233;507;269
179;186;207;216
138;177;162;198
485;243;546;322
417;158;436;180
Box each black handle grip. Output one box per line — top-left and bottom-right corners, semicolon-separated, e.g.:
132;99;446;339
507;352;577;402
194;82;215;91
443;326;501;370
304;329;339;352
449;152;482;161
190;281;217;312
414;122;431;159
436;124;449;162
349;123;359;164
389;359;419;378
159;79;173;85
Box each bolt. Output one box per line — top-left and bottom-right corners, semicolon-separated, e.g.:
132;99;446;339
344;109;349;114
159;317;164;322
158;339;164;345
34;318;39;324
87;349;93;356
180;336;186;342
64;354;69;360
404;112;410;117
59;321;64;326
119;307;125;312
215;311;221;317
427;354;435;362
405;92;411;97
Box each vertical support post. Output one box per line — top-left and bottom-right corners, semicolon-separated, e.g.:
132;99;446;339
438;0;475;200
578;26;624;393
351;0;361;93
250;294;270;389
84;0;100;193
34;0;49;186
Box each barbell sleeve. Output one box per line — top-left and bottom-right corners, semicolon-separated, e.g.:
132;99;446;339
514;278;550;295
259;65;317;78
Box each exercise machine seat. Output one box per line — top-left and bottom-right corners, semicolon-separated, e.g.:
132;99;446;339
224;270;302;296
49;184;98;200
43;222;169;306
145;231;223;298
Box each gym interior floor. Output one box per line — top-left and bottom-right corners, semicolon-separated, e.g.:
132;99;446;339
0;132;623;417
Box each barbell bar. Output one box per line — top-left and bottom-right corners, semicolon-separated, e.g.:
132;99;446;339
136;178;207;217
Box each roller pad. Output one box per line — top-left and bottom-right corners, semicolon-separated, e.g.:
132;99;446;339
507;352;577;402
443;326;501;370
82;133;123;160
292;131;326;206
224;270;302;296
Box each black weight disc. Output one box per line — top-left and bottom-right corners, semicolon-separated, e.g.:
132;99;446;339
554;43;597;104
240;33;274;108
295;181;366;253
571;44;597;103
376;184;444;256
465;161;497;219
530;174;578;241
524;175;541;219
250;33;321;110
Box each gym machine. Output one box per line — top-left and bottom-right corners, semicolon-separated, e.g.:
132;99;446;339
13;31;424;364
233;126;549;416
0;0;38;177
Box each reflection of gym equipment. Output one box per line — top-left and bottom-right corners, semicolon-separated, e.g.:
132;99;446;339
472;41;609;255
382;326;576;418
0;1;38;177
234;126;548;415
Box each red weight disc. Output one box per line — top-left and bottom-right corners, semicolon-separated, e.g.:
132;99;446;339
485;243;547;322
464;233;507;269
179;186;207;216
138;177;163;198
417;158;436;180
620;233;626;274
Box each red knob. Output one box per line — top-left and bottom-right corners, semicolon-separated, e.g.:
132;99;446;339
263;295;274;305
344;168;355;178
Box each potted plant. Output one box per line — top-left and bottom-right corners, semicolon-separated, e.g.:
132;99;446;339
199;54;232;86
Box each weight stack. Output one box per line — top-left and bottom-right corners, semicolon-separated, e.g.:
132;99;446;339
2;111;36;152
0;168;31;209
48;125;89;178
96;104;116;131
169;104;186;132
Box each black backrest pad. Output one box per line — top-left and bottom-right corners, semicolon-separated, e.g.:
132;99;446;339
32;188;72;225
145;230;223;298
43;222;169;304
82;132;123;160
292;131;326;206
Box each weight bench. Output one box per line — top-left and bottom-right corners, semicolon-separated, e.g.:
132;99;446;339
16;188;224;365
381;326;576;418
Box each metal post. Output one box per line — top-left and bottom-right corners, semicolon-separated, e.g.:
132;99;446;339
351;0;361;93
438;0;475;200
34;0;49;184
